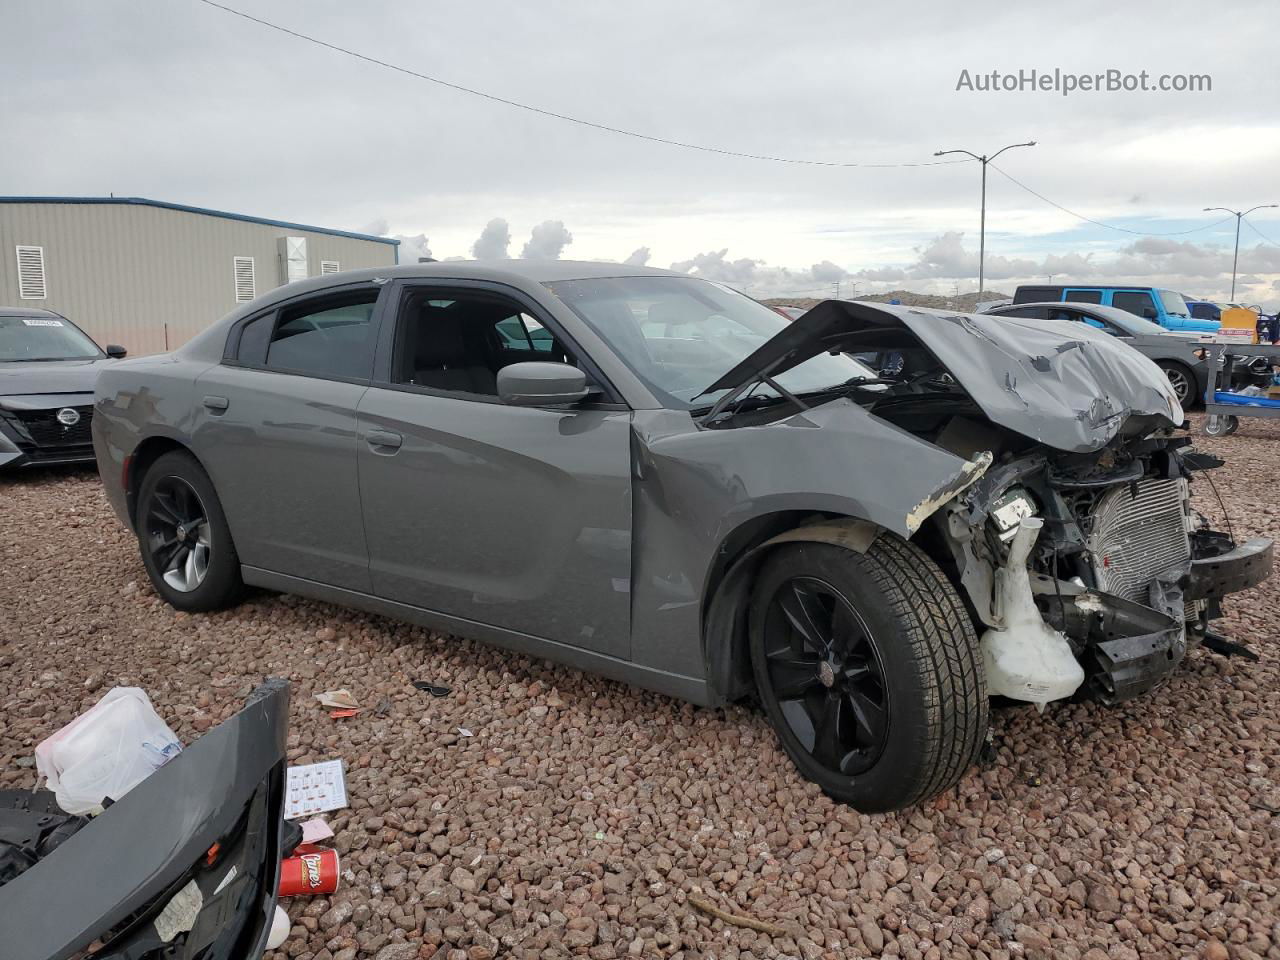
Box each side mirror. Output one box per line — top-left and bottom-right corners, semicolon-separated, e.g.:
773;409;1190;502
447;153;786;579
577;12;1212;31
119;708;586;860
105;344;128;358
1142;307;1157;319
497;361;589;406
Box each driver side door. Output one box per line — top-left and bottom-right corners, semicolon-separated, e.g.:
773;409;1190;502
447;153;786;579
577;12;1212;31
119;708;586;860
355;281;634;658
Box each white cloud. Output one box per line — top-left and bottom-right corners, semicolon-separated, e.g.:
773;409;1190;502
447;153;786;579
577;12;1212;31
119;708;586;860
521;220;574;259
471;218;511;260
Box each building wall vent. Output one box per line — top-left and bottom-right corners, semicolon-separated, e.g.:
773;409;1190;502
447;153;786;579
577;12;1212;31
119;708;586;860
320;260;340;275
233;256;256;303
16;245;47;299
278;236;309;283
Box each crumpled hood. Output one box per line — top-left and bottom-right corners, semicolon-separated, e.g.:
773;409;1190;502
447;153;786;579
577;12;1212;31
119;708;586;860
0;358;115;397
703;300;1183;453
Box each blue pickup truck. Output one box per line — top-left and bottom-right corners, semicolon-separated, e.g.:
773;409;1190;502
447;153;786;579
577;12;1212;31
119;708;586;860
1013;285;1218;333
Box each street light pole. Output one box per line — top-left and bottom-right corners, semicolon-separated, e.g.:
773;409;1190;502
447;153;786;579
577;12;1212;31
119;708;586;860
935;141;1036;301
1203;204;1278;300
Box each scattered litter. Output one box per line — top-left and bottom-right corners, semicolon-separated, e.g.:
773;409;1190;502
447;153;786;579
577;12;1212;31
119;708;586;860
35;687;183;815
373;696;393;717
314;690;359;709
279;847;340;895
265;905;290;949
413;680;452;697
688;894;788;936
328;709;361;720
153;879;203;942
457;727;473;737
594;831;606;840
301;818;334;843
1026;774;1043;787
284;760;348;819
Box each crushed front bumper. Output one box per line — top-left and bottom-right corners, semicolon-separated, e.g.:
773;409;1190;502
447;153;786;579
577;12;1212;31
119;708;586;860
1186;537;1273;600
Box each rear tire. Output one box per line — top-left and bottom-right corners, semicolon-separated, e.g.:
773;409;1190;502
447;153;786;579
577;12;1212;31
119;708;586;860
748;537;988;812
136;450;244;612
1157;360;1196;408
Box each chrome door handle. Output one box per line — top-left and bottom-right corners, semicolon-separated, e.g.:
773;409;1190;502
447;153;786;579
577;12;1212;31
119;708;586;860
202;395;229;411
366;429;403;450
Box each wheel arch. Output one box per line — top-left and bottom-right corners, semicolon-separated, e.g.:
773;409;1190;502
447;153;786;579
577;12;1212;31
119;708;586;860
701;512;887;705
125;436;205;529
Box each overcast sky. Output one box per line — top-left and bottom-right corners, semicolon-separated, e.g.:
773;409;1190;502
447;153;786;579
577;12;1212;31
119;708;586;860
3;0;1278;304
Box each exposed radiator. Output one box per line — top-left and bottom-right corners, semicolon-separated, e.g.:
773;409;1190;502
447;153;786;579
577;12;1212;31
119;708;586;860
1087;478;1192;607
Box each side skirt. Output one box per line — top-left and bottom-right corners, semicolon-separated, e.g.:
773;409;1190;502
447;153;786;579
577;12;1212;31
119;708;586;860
241;566;714;706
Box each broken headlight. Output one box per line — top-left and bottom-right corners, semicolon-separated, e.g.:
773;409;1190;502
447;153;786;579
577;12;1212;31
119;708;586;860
989;488;1037;542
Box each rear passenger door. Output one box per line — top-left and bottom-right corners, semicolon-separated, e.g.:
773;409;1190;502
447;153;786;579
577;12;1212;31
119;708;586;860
355;281;633;658
192;284;386;592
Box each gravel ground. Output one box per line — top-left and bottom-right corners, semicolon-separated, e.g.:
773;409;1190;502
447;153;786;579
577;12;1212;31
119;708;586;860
3;417;1279;960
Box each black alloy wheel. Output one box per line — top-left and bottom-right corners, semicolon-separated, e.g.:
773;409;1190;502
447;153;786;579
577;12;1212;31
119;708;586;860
759;576;890;776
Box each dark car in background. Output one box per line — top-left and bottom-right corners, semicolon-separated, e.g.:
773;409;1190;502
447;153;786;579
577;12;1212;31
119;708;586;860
0;308;126;470
982;300;1211;406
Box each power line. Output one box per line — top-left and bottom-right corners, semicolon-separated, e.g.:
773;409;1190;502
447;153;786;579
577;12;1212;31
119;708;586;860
193;0;969;170
1242;216;1280;248
989;163;1235;237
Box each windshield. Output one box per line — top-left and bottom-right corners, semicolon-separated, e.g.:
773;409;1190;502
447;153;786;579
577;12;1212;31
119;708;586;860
1094;308;1170;336
1157;290;1190;317
0;315;102;361
544;276;876;408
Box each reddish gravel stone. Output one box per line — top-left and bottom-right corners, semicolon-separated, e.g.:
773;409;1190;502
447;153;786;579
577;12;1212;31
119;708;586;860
2;413;1278;958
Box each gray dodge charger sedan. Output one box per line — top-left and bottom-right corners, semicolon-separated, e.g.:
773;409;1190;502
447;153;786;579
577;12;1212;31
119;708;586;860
93;261;1272;811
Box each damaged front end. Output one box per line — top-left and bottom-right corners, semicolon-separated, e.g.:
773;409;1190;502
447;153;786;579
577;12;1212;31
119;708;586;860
706;299;1273;708
944;439;1272;705
0;679;292;960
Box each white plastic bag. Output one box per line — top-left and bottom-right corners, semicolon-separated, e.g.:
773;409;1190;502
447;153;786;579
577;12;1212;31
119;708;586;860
35;687;183;815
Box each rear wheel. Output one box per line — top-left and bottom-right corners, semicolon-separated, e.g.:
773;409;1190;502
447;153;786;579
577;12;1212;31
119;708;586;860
136;450;244;612
749;537;988;812
1157;361;1196;407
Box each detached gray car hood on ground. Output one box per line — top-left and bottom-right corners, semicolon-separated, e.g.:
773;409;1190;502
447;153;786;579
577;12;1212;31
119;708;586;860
0;680;289;960
705;300;1183;453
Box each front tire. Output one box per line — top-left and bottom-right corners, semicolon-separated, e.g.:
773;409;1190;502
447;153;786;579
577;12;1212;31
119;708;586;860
749;537;988;812
136;450;244;612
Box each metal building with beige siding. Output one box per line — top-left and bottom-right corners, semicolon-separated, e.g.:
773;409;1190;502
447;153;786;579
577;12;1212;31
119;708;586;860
0;197;400;355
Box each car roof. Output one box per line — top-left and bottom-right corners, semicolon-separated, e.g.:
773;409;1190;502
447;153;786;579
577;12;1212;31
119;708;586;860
367;259;681;283
990;301;1155;326
0;306;64;319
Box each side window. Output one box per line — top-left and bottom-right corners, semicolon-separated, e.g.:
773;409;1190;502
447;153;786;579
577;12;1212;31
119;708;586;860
1111;291;1156;318
1050;308;1109;332
394;290;575;397
1064;290;1103;304
495;313;556;356
235;312;274;365
264;290;380;380
1002;306;1050;319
